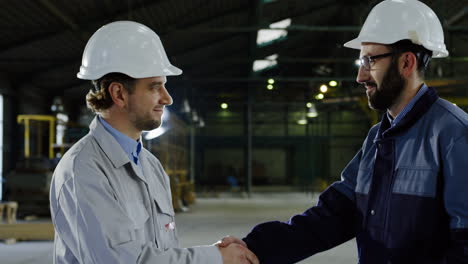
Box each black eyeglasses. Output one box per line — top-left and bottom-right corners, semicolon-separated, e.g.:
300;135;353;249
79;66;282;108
359;52;394;71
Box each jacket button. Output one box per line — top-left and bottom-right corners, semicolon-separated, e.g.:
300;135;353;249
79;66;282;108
370;210;375;215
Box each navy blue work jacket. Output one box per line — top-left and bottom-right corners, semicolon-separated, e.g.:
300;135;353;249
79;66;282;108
243;87;468;263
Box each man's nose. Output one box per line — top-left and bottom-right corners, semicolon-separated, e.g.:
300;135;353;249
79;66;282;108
356;66;370;84
160;86;173;106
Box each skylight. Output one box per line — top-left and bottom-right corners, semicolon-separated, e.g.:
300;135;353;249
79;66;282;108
253;53;278;72
256;18;291;46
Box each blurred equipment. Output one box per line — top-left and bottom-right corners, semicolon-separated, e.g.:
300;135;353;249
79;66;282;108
5;115;58;217
146;112;195;212
0;201;18;224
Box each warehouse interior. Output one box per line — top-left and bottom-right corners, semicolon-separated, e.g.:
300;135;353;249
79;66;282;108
0;0;467;263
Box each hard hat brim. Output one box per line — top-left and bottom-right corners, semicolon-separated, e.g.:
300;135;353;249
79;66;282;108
77;64;183;80
343;37;449;58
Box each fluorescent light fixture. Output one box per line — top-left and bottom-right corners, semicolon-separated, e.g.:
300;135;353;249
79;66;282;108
329;80;338;87
268;78;275;84
256;18;291;46
221;103;228;109
267;84;274;90
306;102;312;108
315;93;324;100
253;59;278;72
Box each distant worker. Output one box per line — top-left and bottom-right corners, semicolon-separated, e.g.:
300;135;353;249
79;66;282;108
219;0;468;263
50;21;258;264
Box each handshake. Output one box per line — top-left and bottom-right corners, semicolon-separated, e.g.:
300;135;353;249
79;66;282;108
215;236;259;264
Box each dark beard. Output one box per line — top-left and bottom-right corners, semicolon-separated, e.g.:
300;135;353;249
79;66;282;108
127;104;162;132
134;119;161;131
367;59;406;111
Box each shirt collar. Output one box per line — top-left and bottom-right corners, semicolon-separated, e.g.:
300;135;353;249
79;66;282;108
98;116;142;165
387;84;428;128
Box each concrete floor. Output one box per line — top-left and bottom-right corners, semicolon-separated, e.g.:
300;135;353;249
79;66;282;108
1;192;357;263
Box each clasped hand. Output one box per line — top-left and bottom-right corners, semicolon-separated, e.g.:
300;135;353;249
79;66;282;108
214;235;259;264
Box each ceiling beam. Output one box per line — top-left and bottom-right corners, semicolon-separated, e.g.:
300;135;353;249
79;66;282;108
38;0;80;31
447;7;468;26
172;76;468;83
0;0;165;52
171;24;468;33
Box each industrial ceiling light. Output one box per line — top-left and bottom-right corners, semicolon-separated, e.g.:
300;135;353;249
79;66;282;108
268;78;275;84
315;93;324;100
297;116;308;125
221;103;228;109
267;84;274;90
306;102;312;108
320;84;328;93
307;103;318;118
329;80;338;87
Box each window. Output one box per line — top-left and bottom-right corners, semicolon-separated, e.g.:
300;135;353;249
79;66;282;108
0;95;3;200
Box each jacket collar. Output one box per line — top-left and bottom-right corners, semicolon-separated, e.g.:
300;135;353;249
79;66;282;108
375;86;439;141
89;116;130;168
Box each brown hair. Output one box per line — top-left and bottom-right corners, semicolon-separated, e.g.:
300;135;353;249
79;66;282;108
389;39;432;79
86;73;136;113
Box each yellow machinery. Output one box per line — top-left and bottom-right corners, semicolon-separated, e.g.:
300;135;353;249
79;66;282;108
5;115;58;217
17;115;56;159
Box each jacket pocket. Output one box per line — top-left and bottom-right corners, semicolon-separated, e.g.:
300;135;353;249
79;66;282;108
155;198;178;249
109;201;149;247
392;168;437;197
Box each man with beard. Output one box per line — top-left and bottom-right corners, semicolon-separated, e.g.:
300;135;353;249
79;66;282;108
218;0;468;263
49;21;259;264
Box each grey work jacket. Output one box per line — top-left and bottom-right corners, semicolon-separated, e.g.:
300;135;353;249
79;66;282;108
50;117;222;264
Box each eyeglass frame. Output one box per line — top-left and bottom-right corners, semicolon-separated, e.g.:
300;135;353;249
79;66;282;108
359;52;394;71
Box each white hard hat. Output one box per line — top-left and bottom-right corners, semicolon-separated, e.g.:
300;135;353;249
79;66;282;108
77;21;182;80
344;0;448;58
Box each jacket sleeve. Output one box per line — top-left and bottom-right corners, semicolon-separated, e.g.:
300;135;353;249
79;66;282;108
242;149;362;264
50;157;222;264
443;133;468;263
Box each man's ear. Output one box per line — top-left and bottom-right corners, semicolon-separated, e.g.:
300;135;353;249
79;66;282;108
108;82;128;108
399;52;417;78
